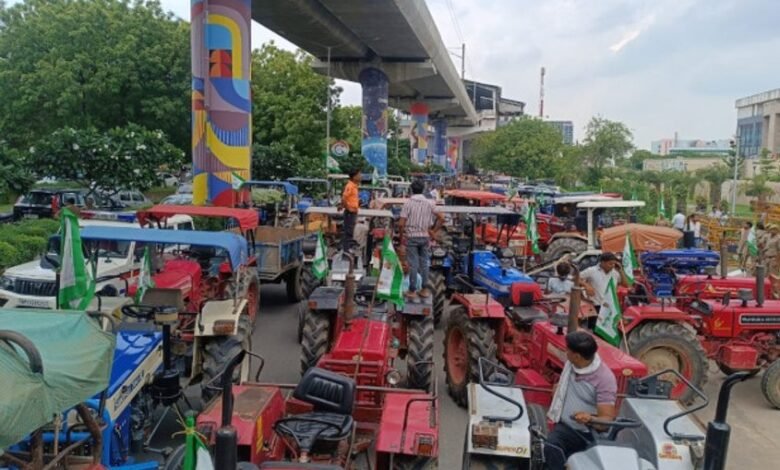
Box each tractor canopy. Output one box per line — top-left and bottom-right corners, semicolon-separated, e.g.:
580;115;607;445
0;309;115;450
241;180;299;195
444;190;507;205
600;223;682;253
79;226;249;270
137;204;259;231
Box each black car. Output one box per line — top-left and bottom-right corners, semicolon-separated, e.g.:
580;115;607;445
13;189;86;220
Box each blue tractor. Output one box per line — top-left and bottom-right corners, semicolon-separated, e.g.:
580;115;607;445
638;249;721;299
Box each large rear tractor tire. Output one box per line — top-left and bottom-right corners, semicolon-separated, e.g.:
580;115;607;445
426;270;446;327
626;321;708;404
201;314;251;404
300;264;318;299
444;306;497;407
760;359;780;408
406;315;434;392
286;265;306;303
300;309;331;375
542;237;588;264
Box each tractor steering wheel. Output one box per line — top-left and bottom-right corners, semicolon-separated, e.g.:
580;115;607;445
121;305;158;321
273;417;344;454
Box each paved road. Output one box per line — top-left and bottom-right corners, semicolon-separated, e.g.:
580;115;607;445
254;285;779;469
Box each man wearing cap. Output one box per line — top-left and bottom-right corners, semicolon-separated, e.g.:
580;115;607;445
579;253;629;329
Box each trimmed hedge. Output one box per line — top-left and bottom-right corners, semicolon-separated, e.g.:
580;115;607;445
0;219;60;269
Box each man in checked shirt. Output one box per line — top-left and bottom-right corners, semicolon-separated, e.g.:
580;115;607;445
398;180;443;299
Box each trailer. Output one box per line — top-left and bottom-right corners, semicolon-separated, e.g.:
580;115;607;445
254;225;313;302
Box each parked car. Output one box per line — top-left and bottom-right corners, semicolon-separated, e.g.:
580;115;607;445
159;193;193;205
176;182;193;194
13;189;85;220
108;190;151;209
157;172;180;187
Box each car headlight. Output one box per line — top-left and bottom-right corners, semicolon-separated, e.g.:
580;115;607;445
0;276;15;291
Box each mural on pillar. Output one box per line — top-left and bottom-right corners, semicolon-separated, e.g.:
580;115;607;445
410;103;429;165
192;0;251;206
433;120;447;168
447;137;460;173
359;68;388;175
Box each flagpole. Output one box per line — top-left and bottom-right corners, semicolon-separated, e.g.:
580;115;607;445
620;318;631;355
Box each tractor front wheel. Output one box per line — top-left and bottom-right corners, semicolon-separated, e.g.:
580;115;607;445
300;309;331;375
406;315;434;392
427;270;446;327
542;237;587;264
300;264;319;299
444;305;497;407
201;314;251;404
626;321;708;404
760;359;780;408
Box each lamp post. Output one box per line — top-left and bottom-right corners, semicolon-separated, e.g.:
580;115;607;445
730;132;740;216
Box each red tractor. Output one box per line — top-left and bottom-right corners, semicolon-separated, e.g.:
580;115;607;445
195;352;438;469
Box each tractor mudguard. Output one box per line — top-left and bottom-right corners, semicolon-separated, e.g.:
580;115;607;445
195;298;248;337
307;285;344;312
547;232;588;244
621;305;698;335
374;391;438;457
451;292;505;319
399;295;434;317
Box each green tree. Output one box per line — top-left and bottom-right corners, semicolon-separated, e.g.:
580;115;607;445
29;124;184;197
695;163;731;207
251;43;334;179
0;0;191;151
0;140;34;201
582;117;634;183
743;174;774;205
623;149;656;171
469;117;564;180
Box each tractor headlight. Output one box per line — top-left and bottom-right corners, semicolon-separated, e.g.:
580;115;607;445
0;276;15;292
385;369;402;386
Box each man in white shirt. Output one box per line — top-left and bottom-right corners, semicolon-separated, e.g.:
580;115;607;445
671;210;685;231
579;253;629;328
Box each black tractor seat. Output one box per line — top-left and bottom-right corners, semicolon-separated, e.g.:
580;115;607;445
274;368;355;453
507;306;548;328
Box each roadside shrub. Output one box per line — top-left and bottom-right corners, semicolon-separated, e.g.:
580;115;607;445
15;234;47;261
0;242;22;269
0;219;59;269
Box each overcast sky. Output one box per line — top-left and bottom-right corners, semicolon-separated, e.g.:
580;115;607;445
12;0;777;149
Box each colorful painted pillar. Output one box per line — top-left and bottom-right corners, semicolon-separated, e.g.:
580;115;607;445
410;102;429;165
191;0;251;207
433;119;447;168
359;68;389;175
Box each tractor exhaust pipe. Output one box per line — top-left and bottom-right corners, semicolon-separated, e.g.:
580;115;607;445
568;287;582;333
756;264;765;307
719;243;728;278
703;371;750;470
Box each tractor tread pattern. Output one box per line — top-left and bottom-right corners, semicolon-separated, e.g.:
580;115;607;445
444;306;497;407
201;314;251;403
760;359;780;408
627;321;708;404
427;270;446;327
300;309;330;375
542;237;588;264
407;315;434;392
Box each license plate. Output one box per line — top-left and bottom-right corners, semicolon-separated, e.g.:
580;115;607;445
23;214;39;219
18;297;51;308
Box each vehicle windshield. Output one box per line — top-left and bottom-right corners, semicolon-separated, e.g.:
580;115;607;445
45;236;131;260
20;192;54;205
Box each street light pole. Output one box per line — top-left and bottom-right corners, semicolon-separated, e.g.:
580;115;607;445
325;46;332;173
730;131;741;215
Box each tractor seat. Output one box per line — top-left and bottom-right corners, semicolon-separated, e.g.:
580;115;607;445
507;306;548;327
274;368;355;452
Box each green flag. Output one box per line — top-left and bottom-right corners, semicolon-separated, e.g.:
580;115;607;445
594;278;622;346
58;208;95;310
622;231;638;285
658;196;666;218
231;171;245;191
312;231;329;280
525;205;540;255
182;414;214;470
134;246;156;304
747;226;758;257
327;155;341;173
376;235;404;307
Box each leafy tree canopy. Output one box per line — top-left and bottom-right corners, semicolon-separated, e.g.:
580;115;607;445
582;117;634;183
29;124;184;196
0;140;34;199
0;0;191;151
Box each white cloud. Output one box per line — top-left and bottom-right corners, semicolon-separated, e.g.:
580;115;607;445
609;29;641;53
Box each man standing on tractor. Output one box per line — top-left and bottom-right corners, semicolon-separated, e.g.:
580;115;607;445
544;331;618;470
339;168;361;252
579;252;629;329
398;179;443;299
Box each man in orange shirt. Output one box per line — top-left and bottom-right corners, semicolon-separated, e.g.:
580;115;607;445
339;168;361;252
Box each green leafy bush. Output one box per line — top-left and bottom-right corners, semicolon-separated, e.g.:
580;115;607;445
0;242;22;269
0;219;59;269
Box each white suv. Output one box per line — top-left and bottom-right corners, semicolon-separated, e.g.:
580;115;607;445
0;214;194;310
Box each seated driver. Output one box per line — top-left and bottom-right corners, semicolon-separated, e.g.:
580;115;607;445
544;331;617;470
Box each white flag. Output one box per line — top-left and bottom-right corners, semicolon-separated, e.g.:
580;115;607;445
231;171;245;191
134;246;156;304
376;235;404;307
622;231;637;285
312;231;329;280
58;208;95;310
594;278;622;346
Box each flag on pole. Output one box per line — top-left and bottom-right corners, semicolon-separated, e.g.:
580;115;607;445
622;231;638;285
594;278;622;346
747;226;758;257
371;167;379;186
525;206;540;255
327;155;341;173
370;247;381;277
58;208;95;310
182;414;214;470
312;231;329;280
231;171;245;191
134;246;156;304
376;235;404;307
